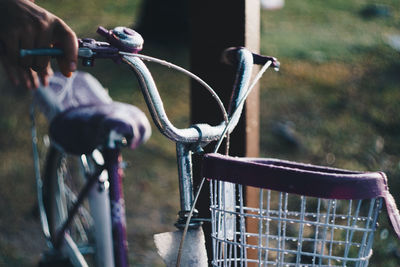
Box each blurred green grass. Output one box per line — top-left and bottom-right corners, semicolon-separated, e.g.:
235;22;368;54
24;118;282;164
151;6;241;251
261;0;400;62
38;0;143;36
1;0;400;266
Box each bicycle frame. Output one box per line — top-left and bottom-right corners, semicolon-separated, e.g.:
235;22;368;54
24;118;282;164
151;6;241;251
29;26;279;267
27;25;400;266
103;149;129;267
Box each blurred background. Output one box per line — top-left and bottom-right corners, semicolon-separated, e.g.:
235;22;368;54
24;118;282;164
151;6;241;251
0;0;400;266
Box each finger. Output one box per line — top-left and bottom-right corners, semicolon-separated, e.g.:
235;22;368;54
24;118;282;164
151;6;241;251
1;47;39;90
18;67;32;89
1;43;38;89
52;18;78;77
38;62;53;87
32;32;52;73
14;66;39;90
23;68;39;90
29;68;40;89
19;29;35;68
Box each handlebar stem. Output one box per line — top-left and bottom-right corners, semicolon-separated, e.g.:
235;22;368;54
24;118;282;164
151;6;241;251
176;143;194;212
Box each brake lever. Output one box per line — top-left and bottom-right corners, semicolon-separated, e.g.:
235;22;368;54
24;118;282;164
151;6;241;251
78;38;119;66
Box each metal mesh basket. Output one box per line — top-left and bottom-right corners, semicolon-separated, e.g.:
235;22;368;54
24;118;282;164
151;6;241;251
202;153;400;267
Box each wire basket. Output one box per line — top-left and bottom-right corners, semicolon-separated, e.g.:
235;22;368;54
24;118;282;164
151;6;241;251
202;153;400;267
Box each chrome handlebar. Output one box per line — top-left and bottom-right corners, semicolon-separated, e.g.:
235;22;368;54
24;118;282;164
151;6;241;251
121;48;255;145
21;26;279;147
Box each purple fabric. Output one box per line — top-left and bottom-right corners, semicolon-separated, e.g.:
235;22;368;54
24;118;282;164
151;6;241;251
202;153;400;239
50;102;151;155
34;71;112;120
35;71;151;154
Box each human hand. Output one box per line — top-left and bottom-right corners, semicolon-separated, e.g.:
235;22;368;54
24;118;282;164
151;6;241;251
0;0;78;89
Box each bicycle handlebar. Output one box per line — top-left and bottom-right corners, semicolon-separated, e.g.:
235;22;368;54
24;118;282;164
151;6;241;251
121;48;255;144
22;26;279;147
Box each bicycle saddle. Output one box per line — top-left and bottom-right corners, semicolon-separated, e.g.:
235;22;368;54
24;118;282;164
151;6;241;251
50;102;151;155
35;71;151;155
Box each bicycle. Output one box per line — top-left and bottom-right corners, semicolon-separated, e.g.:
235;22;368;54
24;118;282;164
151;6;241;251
28;26;279;266
27;26;400;267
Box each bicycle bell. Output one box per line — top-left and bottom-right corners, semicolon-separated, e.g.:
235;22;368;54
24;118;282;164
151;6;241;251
97;26;144;53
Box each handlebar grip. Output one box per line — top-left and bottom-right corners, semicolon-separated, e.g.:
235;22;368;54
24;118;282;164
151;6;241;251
20;47;95;59
253;53;280;70
222;47;280;70
20;48;63;57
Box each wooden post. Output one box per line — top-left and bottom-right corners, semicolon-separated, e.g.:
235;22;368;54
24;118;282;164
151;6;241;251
190;0;260;262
